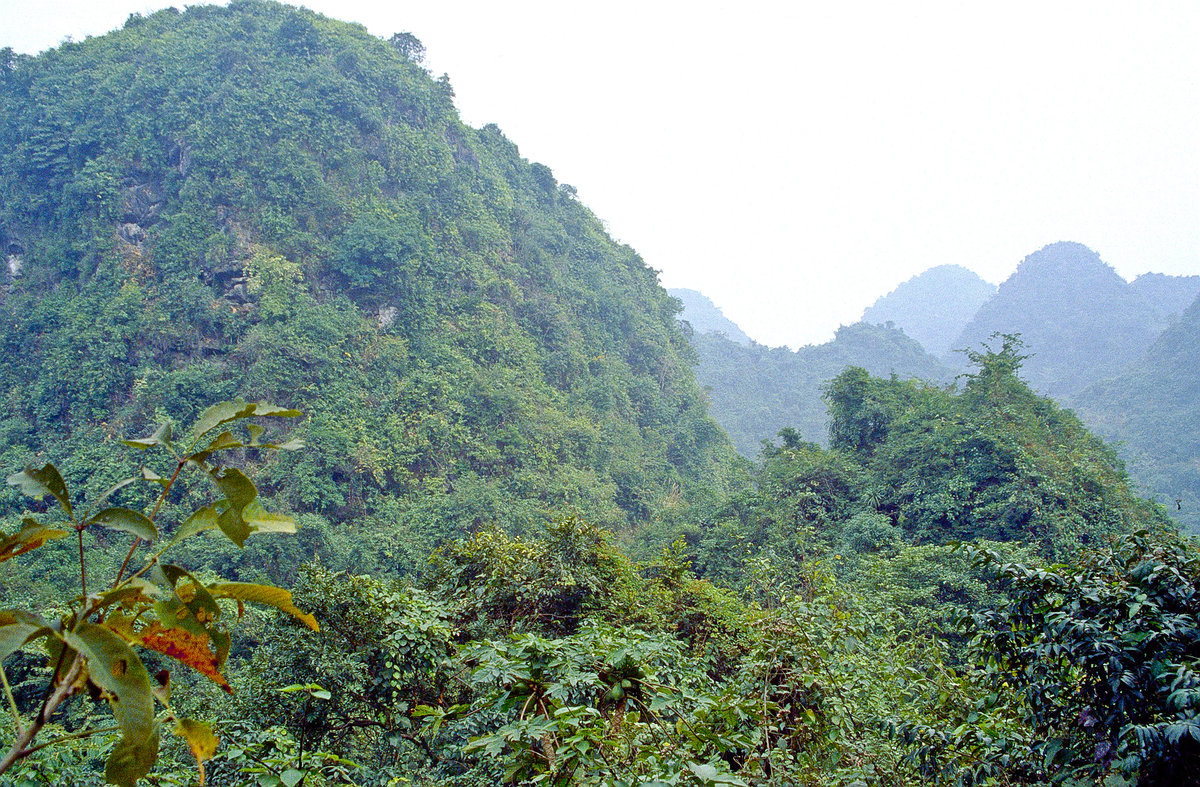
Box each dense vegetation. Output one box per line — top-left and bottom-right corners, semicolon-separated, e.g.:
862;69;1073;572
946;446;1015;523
1073;293;1200;532
1;3;1198;786
4;340;1193;787
0;0;742;583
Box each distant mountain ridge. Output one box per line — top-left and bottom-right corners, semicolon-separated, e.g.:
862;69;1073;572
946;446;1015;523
950;242;1166;397
669;288;752;345
860;265;996;356
1130;272;1200;320
682;244;1200;532
688;323;950;455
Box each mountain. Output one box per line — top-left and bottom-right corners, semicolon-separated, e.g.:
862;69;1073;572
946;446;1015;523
860;264;996;356
1071;293;1200;532
950;242;1163;397
690;322;951;456
1130;272;1200;321
0;1;742;575
669;287;752;345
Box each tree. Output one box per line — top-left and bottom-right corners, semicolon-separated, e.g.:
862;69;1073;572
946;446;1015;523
388;32;426;63
0;401;315;785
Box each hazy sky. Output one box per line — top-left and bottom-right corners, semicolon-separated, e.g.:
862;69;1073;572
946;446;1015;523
3;1;1198;347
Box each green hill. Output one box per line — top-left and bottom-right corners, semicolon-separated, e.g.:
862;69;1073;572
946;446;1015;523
0;0;741;575
860;264;996;356
689;322;950;456
1071;293;1200;532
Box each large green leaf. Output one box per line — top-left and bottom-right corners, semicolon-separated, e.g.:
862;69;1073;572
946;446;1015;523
212;467;256;547
64;623;159;787
88;508;157;542
188;400;300;447
7;463;72;520
169;503;223;547
0;610;54;661
122;421;172;451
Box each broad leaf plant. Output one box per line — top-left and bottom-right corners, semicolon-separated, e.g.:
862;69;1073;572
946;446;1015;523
0;401;317;785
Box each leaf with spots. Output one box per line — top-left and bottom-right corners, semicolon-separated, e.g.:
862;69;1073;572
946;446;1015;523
137;622;231;693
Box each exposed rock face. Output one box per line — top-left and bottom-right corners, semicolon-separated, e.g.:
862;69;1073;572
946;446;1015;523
378;305;399;328
122;179;166;226
2;232;24;282
118;223;147;246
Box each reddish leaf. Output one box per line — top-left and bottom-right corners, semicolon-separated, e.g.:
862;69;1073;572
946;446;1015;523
138;622;231;693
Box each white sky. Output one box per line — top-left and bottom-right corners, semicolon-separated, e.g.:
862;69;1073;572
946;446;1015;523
3;1;1198;347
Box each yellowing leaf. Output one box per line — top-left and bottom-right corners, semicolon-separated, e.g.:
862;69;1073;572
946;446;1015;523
208;582;319;631
175;718;219;785
0;520;69;564
138;622;231;693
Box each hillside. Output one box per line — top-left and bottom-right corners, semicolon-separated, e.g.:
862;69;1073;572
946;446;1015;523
1130;271;1200;319
1071;293;1200;532
860;264;996;355
950;242;1163;397
669;287;752;345
690;322;950;455
0;1;742;576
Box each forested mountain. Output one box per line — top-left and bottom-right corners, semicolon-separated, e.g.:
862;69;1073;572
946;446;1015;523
0;0;742;578
860;264;996;356
1071;293;1200;532
669;287;752;345
689;322;950;455
949;242;1163;396
3;5;1199;787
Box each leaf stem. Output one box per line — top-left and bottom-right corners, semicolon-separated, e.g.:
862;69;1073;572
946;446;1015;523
15;724;121;758
0;664;23;736
0;651;84;775
78;529;87;601
113;457;186;588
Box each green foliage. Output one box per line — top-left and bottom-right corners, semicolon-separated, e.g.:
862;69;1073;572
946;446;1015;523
824;337;1169;558
428;515;629;639
688;322;950;456
965;530;1200;784
0;0;740;584
0;401;312;784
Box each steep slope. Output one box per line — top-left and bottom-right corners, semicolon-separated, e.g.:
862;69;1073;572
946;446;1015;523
0;1;741;574
691;322;951;456
860;265;996;355
669;287;752;345
1071;293;1200;532
950;242;1161;397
